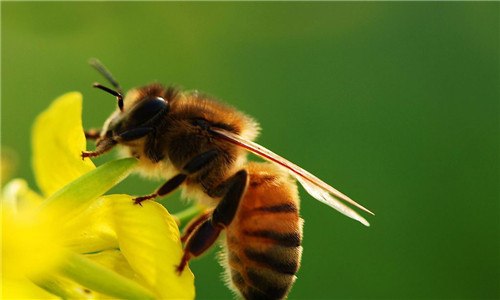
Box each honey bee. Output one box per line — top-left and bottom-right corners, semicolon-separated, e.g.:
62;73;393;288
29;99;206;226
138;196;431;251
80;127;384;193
83;59;373;299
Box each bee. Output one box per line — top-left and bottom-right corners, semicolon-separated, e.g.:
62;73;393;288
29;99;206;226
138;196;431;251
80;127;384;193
83;59;373;299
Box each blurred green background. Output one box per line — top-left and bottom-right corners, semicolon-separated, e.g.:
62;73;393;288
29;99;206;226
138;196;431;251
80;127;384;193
2;2;499;299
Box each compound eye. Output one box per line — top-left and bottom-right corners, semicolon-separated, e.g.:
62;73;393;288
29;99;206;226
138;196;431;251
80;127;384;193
128;97;168;126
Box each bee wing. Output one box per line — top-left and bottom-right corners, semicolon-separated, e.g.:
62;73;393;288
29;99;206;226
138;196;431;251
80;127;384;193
210;128;373;226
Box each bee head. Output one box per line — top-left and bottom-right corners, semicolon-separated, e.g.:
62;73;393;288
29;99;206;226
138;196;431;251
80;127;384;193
94;84;172;144
89;59;170;144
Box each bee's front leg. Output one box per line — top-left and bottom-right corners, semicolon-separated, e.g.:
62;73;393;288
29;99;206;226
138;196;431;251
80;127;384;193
81;137;117;159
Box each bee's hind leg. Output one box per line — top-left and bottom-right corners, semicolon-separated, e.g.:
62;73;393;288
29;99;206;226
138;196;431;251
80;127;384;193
180;209;213;243
176;170;248;274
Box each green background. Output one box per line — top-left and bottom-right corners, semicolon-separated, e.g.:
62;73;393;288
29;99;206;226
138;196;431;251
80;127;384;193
2;2;499;299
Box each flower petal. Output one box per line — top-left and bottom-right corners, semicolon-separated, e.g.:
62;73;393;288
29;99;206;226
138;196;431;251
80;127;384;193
32;92;95;197
1;180;63;278
2;277;58;299
2;179;43;215
2;200;65;279
110;195;195;299
85;250;140;284
63;197;118;254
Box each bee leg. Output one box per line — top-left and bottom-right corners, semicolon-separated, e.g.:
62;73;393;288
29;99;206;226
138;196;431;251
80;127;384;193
180;209;213;243
182;149;219;174
83;127;153;161
133;173;187;205
84;128;101;140
177;170;248;274
176;218;222;274
134;149;219;205
81;138;117;159
211;169;248;227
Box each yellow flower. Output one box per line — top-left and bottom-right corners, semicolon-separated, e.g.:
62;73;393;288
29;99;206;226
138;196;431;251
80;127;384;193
2;92;195;299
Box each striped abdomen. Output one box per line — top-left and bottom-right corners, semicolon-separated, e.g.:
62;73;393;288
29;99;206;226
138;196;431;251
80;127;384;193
223;162;303;300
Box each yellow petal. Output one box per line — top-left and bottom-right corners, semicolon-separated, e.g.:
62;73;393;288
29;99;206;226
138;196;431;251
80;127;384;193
2;203;65;279
86;250;140;299
2;277;58;299
2;178;44;215
63;197;118;254
110;195;195;299
85;250;140;284
1;180;62;278
32;92;95;197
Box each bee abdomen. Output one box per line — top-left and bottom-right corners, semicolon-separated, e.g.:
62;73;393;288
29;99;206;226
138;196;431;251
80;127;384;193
223;162;303;299
228;221;303;299
229;246;302;299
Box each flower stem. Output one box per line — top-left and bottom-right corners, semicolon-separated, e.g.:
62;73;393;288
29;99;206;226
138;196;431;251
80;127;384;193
37;158;137;225
31;273;92;299
59;251;155;300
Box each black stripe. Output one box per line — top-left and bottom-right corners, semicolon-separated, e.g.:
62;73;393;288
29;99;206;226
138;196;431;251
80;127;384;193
255;203;298;213
243;230;301;248
244;248;299;275
249;175;277;187
244;286;274;300
247;269;289;299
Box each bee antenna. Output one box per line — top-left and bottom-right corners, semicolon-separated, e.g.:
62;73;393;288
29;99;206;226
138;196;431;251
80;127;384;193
89;58;123;94
93;82;124;111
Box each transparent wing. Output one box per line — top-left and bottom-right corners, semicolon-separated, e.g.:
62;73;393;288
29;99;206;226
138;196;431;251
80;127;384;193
210;128;373;226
